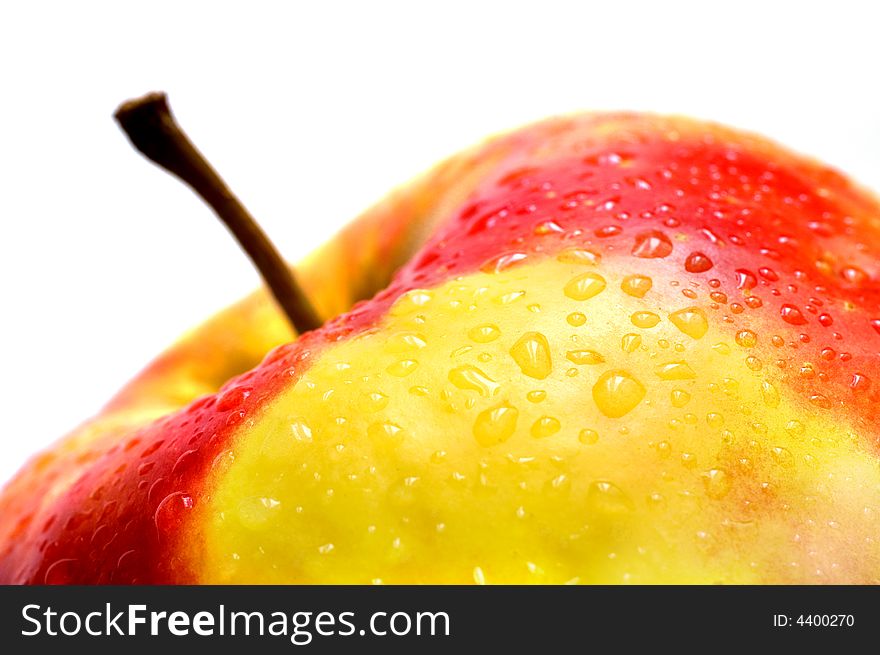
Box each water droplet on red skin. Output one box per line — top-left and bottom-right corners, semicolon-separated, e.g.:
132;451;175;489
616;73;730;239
735;269;757;290
632;230;673;258
684;251;713;273
154;492;195;540
780;304;808;325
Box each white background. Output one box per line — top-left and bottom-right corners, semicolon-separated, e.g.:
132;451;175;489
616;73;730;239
1;1;878;485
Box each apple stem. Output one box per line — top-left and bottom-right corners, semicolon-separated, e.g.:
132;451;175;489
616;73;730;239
114;92;322;335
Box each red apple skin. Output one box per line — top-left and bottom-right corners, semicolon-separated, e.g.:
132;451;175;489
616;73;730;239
1;113;879;584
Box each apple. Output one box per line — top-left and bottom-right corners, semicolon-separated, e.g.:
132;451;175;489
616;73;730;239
1;105;878;584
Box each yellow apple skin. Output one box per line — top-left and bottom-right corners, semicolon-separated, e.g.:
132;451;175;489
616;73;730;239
2;113;880;584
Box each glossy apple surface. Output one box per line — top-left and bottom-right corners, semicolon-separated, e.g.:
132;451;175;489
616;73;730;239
2;113;879;583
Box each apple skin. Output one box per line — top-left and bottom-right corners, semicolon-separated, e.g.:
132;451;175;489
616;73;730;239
2;113;879;584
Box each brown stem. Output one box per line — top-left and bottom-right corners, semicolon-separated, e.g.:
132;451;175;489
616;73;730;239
114;92;322;335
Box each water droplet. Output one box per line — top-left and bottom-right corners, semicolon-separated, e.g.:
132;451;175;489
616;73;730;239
706;412;724;428
621;274;653;298
712;342;731;355
671;389;691;407
359;391;389;412
850;373;871;392
564;272;607;301
566;349;605;365
745;355;762;371
473;403;519;446
632;230;673;258
758;267;779;281
390;289;433;316
591;223;621;238
495;290;526;305
781;304;808;325
621;333;642;353
367;421;405;442
527;390;547;403
702;469;731;499
387;359;419;377
735;269;757;290
654;361;697;380
556;247;600;265
669;307;708;339
785;420;805;437
449;365;500;397
684;251;713;273
567;312;587;327
468;324;501;343
771;447;794;467
631;311;661;328
481;252;528;273
760;381;780;408
510;332;553;379
588;481;635;512
809;394;832;409
473;566;487;585
531;416;561;438
290;417;314;442
386;331;427;352
735;330;758;348
237;496;280;530
592;370;646;418
840;266;868;285
579;429;599;444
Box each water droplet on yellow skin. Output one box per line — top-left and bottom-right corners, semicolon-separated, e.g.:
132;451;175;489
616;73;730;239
668;307;708;339
785;420;806;437
712;342;731;355
621;333;642;353
579;429;599;444
367;421;405;442
564;272;607;301
531;416;561;438
654;361;697;380
473;403;519;447
588;481;635;512
771;446;794;467
448;365;500;397
526;390;547;403
567;312;587;326
237;496;281;530
631;311;661;328
556;247;601;265
735;330;758;348
510;332;553;379
495;290;526;305
621;274;653;298
390;289;434;316
290;417;314;442
706;412;724;428
385;331;427;352
671;389;691;407
468;324;501;343
386;359;419;377
702;469;731;499
761;381;780;408
359;391;389;412
566;349;605;365
592;370;646;418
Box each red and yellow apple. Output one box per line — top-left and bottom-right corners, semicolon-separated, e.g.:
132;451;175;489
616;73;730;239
1;113;879;584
